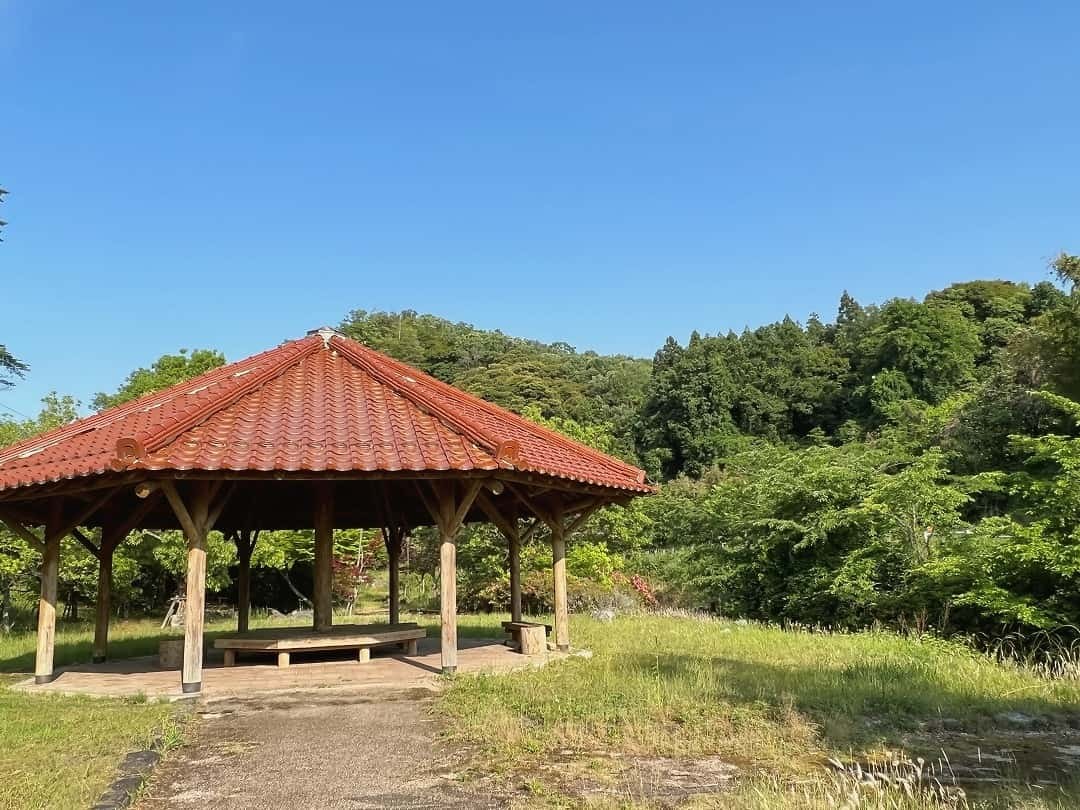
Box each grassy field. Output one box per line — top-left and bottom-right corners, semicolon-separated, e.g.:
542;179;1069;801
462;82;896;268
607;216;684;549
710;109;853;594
438;613;1080;809
3;611;1080;809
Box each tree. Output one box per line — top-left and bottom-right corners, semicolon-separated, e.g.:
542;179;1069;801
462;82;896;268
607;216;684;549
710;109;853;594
0;345;27;388
1028;253;1080;400
92;348;225;410
854;299;981;406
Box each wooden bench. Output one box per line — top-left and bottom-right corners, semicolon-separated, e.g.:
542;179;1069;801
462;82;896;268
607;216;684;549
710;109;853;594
214;623;426;668
501;621;551;656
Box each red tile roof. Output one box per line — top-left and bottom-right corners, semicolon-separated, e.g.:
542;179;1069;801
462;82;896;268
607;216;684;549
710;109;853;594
0;330;652;495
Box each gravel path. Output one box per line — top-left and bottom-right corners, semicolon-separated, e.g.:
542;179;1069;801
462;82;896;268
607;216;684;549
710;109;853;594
133;687;507;810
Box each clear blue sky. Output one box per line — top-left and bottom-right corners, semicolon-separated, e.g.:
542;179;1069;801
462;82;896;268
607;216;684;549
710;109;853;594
2;2;1078;417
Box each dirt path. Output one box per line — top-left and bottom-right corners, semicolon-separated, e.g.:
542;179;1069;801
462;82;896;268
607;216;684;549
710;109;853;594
134;687;507;810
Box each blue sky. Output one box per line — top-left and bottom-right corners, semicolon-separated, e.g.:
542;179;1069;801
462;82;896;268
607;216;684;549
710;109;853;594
2;2;1078;417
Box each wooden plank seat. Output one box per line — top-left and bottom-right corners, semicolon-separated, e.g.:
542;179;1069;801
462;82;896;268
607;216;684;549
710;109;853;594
501;620;551;656
214;622;426;668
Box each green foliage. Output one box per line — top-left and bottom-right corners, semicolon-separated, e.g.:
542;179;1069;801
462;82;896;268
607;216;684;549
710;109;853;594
0;344;27;388
91;348;225;410
855;298;981;405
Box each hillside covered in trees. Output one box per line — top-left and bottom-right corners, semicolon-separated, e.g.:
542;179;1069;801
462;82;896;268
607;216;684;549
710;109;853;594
3;254;1080;640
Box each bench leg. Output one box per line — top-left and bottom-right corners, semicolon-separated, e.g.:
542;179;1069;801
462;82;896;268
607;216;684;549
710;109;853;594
402;639;419;656
277;652;290;668
358;647;371;663
224;650;236;668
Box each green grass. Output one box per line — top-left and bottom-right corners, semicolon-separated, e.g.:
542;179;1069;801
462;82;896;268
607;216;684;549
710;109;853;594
438;613;1080;808
0;676;182;810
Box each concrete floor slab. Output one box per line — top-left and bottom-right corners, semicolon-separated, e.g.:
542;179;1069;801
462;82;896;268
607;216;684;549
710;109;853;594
14;637;553;700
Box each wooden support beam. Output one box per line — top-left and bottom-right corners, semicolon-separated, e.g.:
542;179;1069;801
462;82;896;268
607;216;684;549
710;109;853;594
35;500;64;684
439;510;458;674
505;481;560;529
385;527;402;625
475;491;524;622
413;481;441;526
161;481;212;694
161;481;199;540
450;479;483;533
550;513;569;652
427;480;485;675
91;525;124;664
90;495;160;665
474;491;517;539
70;528;101;560
235;529;256;633
206;482;236;532
565;502;603;537
508;523;522;623
0;510;45;553
520;517;540;544
54;488;117;541
312;483;334;632
115;489;164;538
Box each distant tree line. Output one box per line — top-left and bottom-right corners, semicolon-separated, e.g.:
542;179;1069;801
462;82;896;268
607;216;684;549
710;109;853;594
3;254;1080;639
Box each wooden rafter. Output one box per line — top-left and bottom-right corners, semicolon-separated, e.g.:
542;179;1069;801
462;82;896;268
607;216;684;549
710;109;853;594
475;490;518;539
70;528;101;560
108;489;164;546
205;482;236;533
450;479;483;533
413;481;441;528
54;488;118;541
0;510;45;552
161;481;199;539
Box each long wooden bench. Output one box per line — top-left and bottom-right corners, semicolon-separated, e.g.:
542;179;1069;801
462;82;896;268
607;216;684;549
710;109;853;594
214;622;426;668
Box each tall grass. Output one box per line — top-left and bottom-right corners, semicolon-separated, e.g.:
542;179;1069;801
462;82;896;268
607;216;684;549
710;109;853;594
439;614;1080;807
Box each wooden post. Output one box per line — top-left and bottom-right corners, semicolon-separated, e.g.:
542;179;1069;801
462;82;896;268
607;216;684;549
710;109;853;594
551;517;570;652
440;521;458;673
92;531;120;664
34;502;63;684
182;522;207;693
163;481;213;695
508;525;522;623
313;484;334;632
236;530;253;633
387;530;401;626
90;493;163;664
419;480;482;675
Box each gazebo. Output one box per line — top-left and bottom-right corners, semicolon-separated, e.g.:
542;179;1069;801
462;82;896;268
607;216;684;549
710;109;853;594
0;329;651;694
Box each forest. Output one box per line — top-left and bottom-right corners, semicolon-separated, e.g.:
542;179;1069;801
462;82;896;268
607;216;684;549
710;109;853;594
2;253;1080;642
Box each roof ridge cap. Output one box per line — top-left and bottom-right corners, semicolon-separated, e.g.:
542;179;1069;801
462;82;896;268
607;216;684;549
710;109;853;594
396;357;645;482
0;345;292;469
330;337;509;463
333;335;645;483
113;336;322;468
